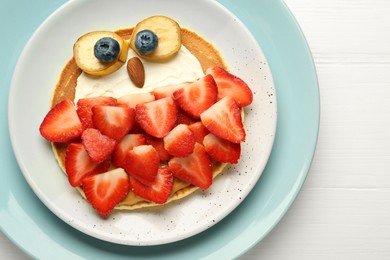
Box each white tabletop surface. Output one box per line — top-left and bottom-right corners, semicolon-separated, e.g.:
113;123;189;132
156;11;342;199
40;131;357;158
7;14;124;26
2;0;390;259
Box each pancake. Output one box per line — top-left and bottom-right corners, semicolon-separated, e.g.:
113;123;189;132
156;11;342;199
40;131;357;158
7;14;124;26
50;27;230;210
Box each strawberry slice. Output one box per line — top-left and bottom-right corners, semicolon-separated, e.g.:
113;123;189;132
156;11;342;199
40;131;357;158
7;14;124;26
203;133;241;164
122;145;159;186
117;92;155;109
92;105;135;140
40;99;83;143
112;134;146;168
135;96;178;138
188;121;209;144
164;124;195;157
168;143;212;190
153;83;188;100
76;96;116;129
81;128;117;163
175;108;197;125
65;143;110;187
130;167;174;204
173;75;218;118
206;67;253;107
200;96;245;143
82;168;130;217
145;135;172;161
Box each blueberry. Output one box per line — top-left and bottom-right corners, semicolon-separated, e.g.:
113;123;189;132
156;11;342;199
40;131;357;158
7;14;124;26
135;30;158;54
94;37;120;62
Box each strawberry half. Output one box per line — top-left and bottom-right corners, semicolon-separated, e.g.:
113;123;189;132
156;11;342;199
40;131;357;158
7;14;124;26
203;133;241;164
206;67;253;107
164;124;195;158
76;96;116;129
175;108;197;125
130;167;174;204
65;143;110;187
112;134;146;168
173;75;218;119
81;128;117;163
135;96;178;138
117;92;155;109
145;135;172;161
40;99;83;143
200;96;245;143
123;145;160;186
82;168;130;218
153;83;188;100
188;121;209;144
92;105;135;141
168;143;212;190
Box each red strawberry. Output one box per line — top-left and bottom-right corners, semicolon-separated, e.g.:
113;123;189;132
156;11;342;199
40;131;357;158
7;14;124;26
173;75;218;118
82;168;130;217
135;97;178;138
153;83;188;99
40;99;83;143
175;108;197;125
168;143;212;190
81;128;117;163
200;96;245;143
164;124;195;157
65;143;110;187
112;134;146;168
123;145;159;186
128;120;144;134
76;96;116;129
117;92;155;109
92;105;135;140
203;133;241;164
130;167;174;204
188;121;209;144
145;135;172;161
206;67;253;107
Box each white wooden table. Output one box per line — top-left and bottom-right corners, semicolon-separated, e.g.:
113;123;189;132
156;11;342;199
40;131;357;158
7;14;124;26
2;0;390;259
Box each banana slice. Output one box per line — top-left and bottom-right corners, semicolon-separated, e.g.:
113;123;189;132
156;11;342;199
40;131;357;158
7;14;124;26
130;16;181;62
73;31;129;76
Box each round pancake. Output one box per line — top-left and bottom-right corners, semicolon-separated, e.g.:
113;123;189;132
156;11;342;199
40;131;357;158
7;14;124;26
50;27;228;210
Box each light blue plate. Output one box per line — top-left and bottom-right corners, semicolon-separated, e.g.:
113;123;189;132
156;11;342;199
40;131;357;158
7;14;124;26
0;0;319;258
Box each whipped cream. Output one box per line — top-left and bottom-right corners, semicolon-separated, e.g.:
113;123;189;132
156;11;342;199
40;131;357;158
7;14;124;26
74;46;204;103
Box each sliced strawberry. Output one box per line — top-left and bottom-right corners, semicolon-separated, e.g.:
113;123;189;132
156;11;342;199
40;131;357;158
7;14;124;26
81;128;117;163
168;143;212;190
117;92;155;109
145;135;172;161
188;121;209;144
123;145;159;186
164;124;195;158
40;99;83;143
176;108;197;125
130;167;174;204
153;83;188;99
112;134;146;168
76;96;116;129
135;96;178;138
206;67;253;107
173;75;218;119
203;133;241;164
200;96;245;143
126;119;142;134
65;143;110;187
92;105;135;140
82;168;130;217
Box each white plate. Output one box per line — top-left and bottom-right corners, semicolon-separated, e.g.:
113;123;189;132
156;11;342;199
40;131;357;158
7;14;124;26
8;0;276;246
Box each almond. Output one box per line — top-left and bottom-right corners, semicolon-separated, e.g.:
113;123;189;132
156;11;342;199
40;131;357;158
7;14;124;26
127;57;145;88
